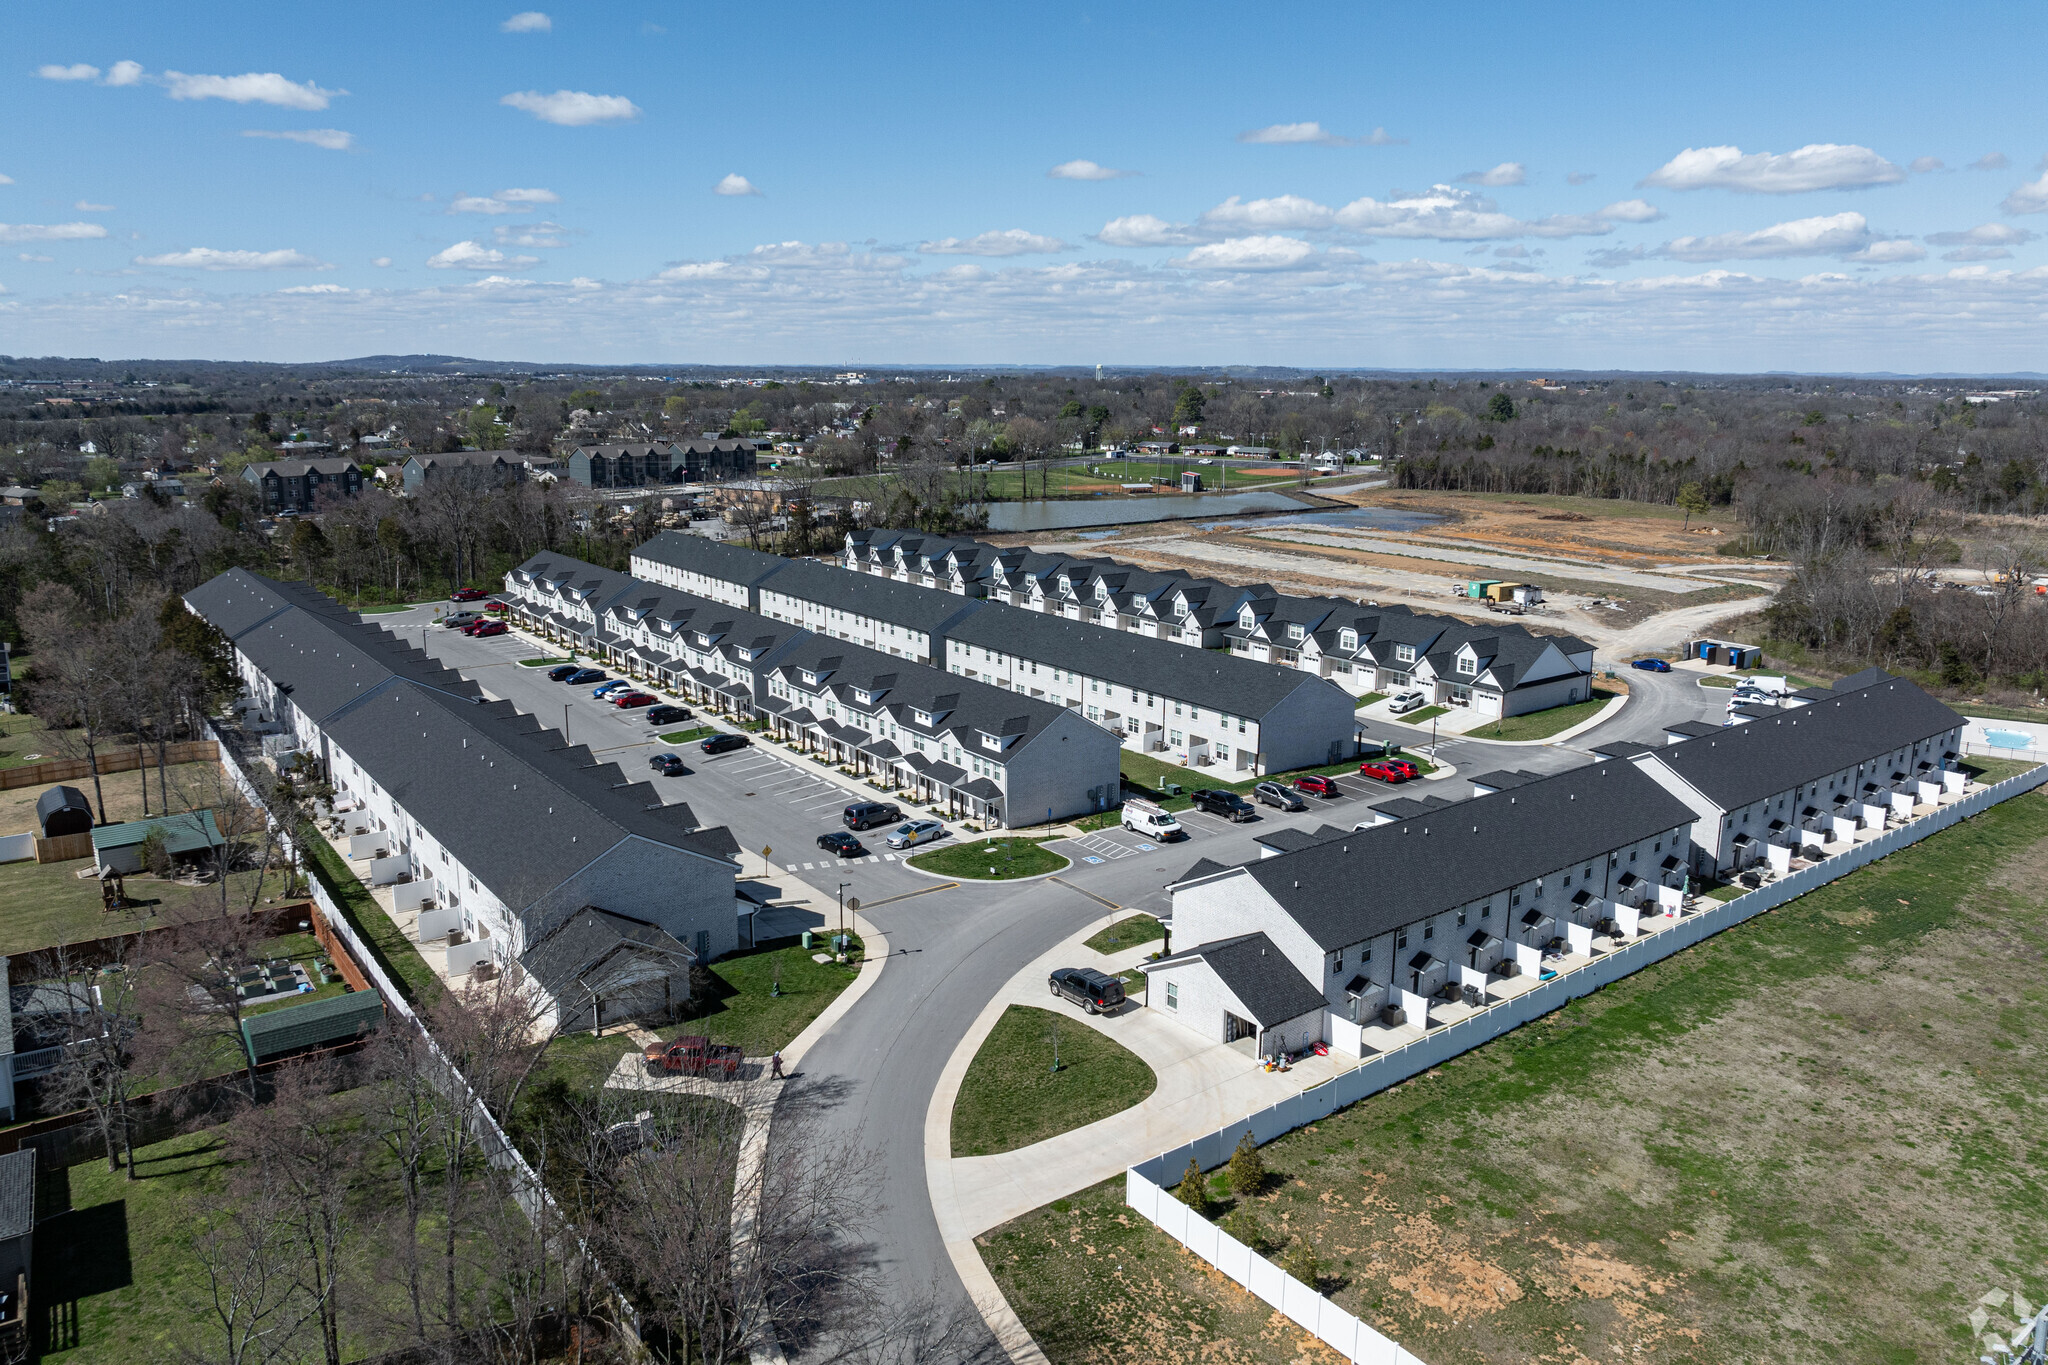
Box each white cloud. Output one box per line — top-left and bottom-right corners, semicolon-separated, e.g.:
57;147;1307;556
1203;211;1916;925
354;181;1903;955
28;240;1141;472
569;276;600;290
17;253;53;262
1927;223;2035;247
426;240;538;270
1237;122;1404;148
450;196;520;215
1970;152;2011;171
1641;143;1905;193
1845;239;1926;263
243;128;354;150
0;175;10;185
657;261;733;281
1171;235;1323;271
1942;246;2012;262
2000;172;2048;215
37;63;101;81
1048;159;1135;181
1199;195;1335;232
279;283;349;293
1566;171;1597;186
1910;156;1946;173
501;10;551;32
1656;211;1907;261
106;60;143;86
1332;185;1617;240
164;71;342;110
714;173;761;196
1585;245;1649;269
73;200;113;212
470;275;533;288
1094;214;1201;247
134;247;330;270
371;257;392;267
0;222;108;244
496;187;559;204
918;229;1072;257
1596;198;1664;223
1458;162;1526;187
495;221;570;248
500;90;639;126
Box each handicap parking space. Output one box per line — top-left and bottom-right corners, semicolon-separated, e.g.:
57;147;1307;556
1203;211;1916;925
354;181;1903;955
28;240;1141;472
1062;830;1168;864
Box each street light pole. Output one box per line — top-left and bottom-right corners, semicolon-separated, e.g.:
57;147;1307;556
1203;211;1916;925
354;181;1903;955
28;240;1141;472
564;703;570;745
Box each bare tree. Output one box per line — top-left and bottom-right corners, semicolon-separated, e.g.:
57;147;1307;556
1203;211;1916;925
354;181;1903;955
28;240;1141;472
19;583;124;824
184;1171;317;1365
31;934;150;1176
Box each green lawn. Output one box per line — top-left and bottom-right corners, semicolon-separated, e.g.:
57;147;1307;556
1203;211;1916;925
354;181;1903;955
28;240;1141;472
39;1095;515;1364
909;836;1069;880
1354;691;1387;709
0;712;49;770
1469;685;1624;741
1699;670;1816;690
0;856;271;958
300;827;442;1005
1395;704;1450;725
1961;753;2039;784
517;656;570;667
665;934;863;1056
951;1005;1156;1157
659;726;716;744
1959;703;2048;723
1083;914;1164;955
983;786;2048;1365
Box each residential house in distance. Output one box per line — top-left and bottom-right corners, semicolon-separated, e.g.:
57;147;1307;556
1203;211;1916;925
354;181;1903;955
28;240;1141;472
1143;761;1699;1058
184;569;747;1032
564;439;760;489
401;450;524;494
242;457;364;514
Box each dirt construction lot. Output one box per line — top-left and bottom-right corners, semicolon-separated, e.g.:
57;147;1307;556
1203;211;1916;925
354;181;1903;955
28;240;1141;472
981;783;2048;1365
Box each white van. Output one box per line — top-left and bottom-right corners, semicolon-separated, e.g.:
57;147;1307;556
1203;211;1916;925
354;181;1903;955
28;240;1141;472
1121;798;1185;841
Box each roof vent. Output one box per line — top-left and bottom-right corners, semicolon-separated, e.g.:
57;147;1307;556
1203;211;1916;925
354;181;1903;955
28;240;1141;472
1293;880;1299;888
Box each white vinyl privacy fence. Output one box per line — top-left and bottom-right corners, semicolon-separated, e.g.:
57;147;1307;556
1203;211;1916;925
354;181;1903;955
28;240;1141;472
1126;764;2048;1365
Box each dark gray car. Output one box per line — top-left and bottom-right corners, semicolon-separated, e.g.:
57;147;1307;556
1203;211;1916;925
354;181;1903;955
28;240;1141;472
1049;966;1127;1014
1253;781;1306;812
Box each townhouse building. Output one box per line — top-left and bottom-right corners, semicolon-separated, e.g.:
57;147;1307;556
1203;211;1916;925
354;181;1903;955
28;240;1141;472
758;635;1122;824
505;552;1119;824
635;530;1360;775
1601;668;1966;879
565;439;760;489
1143;761;1699;1058
400;450;524;494
184;570;745;1034
842;527;1596;716
242;457;363;514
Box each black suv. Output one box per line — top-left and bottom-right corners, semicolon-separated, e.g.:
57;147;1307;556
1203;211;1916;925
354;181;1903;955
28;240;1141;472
546;664;580;681
1049;967;1127;1015
843;801;901;831
1189;788;1256;822
647;753;687;777
646;704;693;726
699;733;751;755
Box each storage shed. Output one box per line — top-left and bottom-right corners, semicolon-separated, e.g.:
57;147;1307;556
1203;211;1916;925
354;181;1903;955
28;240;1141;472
240;990;384;1063
89;811;225;875
33;786;92;839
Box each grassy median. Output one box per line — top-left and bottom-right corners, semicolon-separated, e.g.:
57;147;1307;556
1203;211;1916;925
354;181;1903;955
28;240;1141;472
952;1005;1156;1157
909;836;1068;880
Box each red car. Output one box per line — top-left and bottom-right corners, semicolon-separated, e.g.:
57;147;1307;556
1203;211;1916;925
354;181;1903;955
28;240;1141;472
645;1036;742;1077
1294;774;1342;797
612;691;657;708
1359;761;1411;784
451;588;487;602
468;620;508;637
483;600;509;614
1380;757;1420;780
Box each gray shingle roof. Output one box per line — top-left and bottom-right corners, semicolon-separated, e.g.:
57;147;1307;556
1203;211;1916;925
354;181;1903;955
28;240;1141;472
1654;672;1960;809
520;906;694;1003
0;1150;32;1241
1164;932;1326;1027
1239;762;1697;950
633;530;794;590
763;558;988;636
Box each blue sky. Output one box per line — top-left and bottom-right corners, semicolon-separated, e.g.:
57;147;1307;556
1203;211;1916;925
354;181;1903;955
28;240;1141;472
3;0;2046;369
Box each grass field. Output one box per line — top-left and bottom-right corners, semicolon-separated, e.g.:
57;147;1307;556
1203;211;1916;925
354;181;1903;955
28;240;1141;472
0;760;225;837
1354;692;1387;709
952;1005;1156;1158
0;856;271;958
659;726;717;744
0;713;48;771
1083;914;1163;955
981;786;2048;1365
1469;685;1623;741
1698;671;1817;690
300;827;442;1005
909;836;1068;880
517;656;570;667
1394;704;1449;725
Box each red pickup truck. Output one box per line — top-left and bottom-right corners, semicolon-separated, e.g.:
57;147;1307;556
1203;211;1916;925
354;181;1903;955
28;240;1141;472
643;1035;742;1078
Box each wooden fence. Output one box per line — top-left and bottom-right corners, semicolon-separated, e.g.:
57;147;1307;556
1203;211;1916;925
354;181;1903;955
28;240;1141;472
0;740;220;792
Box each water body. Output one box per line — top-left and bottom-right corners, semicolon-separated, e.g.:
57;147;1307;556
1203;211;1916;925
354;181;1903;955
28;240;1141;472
986;489;1443;533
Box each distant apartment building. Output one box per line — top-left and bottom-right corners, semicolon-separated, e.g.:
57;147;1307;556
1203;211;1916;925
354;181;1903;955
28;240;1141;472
242;457;363;513
400;450;525;494
564;439;760;489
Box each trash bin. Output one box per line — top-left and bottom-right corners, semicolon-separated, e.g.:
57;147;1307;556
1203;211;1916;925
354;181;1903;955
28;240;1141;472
802;930;814;950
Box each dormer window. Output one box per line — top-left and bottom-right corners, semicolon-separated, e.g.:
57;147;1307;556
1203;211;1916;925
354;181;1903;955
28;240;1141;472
1287;623;1305;641
854;690;870;704
980;732;1004;752
1176;601;1189;618
1396;644;1416;663
1458;655;1477;676
1239;608;1255;628
1339;629;1357;651
1095;583;1108;600
801;670;817;686
913;709;931;726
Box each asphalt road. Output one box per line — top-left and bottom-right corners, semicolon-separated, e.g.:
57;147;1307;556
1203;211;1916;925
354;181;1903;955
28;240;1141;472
378;605;1722;1355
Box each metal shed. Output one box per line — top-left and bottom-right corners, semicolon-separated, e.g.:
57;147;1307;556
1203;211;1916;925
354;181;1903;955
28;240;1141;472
33;786;92;839
239;990;384;1062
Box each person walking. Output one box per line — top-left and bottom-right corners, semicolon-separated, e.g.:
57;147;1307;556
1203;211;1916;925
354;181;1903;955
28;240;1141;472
770;1051;785;1080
